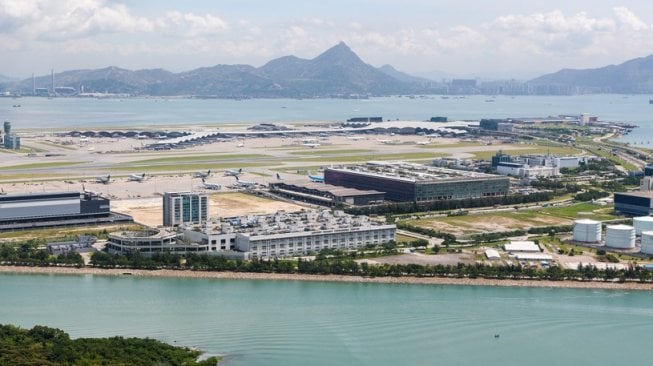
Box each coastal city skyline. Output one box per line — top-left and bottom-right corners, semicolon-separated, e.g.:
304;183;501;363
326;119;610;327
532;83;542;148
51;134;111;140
2;1;653;79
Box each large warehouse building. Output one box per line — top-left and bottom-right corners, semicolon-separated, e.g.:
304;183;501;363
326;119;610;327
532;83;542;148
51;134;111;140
324;161;510;202
269;181;385;206
614;191;653;216
0;191;131;231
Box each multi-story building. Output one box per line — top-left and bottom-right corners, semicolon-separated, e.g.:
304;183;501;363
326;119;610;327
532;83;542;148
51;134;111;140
194;210;397;259
107;209;397;259
162;192;208;227
106;228;206;255
324;161;509;202
0;191;130;231
614;192;653;216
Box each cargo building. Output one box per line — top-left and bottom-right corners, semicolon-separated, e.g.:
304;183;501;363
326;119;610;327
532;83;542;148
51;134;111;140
324;161;509;202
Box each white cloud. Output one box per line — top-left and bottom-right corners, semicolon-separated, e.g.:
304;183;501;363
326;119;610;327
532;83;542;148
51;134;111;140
613;6;648;30
2;1;653;77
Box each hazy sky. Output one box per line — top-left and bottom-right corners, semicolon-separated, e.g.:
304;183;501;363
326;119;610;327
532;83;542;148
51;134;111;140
3;0;653;79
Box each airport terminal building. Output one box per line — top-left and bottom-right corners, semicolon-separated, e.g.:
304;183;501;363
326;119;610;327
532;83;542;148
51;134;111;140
324;162;510;202
0;191;132;231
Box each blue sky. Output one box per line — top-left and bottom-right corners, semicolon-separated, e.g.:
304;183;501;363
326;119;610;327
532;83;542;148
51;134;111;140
2;0;653;79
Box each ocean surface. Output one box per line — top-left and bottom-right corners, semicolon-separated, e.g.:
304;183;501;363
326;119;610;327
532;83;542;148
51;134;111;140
1;94;652;132
1;273;651;366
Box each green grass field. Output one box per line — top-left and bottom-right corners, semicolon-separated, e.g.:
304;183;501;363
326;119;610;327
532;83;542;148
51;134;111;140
289;149;374;156
296;151;446;163
130;153;269;164
2;161;86;170
108;161;279;173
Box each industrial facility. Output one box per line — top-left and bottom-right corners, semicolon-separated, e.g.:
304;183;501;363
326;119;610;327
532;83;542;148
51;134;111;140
604;224;636;249
268;181;385;206
324;161;509;202
0;191;131;231
107;210;396;259
572;219;602;243
613;192;653;216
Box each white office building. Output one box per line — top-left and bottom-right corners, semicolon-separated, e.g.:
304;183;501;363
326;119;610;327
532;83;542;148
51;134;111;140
163;191;208;227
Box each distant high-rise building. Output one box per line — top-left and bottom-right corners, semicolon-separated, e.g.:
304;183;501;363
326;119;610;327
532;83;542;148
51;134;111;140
163;192;208;227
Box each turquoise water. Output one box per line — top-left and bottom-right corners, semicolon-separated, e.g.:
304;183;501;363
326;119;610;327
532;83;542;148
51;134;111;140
2;95;653;131
1;273;651;366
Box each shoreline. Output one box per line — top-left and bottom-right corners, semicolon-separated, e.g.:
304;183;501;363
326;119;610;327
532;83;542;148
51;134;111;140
1;266;652;291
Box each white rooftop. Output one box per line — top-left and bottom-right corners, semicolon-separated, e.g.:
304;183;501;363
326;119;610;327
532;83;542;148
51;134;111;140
504;241;540;252
514;253;554;261
485;249;501;259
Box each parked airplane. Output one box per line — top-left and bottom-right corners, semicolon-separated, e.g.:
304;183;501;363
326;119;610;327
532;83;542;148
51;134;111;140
236;141;245;148
95;174;111;184
416;140;431;145
376;139;392;144
193;170;212;178
128;173;147;182
224;168;243;177
308;175;325;183
234;176;256;188
303;143;321;148
201;178;221;190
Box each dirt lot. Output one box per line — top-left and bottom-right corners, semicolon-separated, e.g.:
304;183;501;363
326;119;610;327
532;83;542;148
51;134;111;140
111;192;306;227
358;252;476;266
416;214;571;237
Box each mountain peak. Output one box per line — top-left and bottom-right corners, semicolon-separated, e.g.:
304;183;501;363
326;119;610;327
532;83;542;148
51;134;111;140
314;42;362;65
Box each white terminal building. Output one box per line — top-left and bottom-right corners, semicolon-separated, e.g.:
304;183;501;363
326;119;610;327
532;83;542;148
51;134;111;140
108;209;396;259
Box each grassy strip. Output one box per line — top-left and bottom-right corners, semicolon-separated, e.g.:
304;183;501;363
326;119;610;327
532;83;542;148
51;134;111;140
472;146;582;160
417;142;487;149
2;161;86;170
296;151;446;163
289;149;373;156
108;161;279;172
586;147;638;171
130;153;268;164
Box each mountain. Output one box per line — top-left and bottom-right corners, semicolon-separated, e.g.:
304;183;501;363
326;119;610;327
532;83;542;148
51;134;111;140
529;55;653;93
378;65;432;84
0;42;429;97
0;74;17;83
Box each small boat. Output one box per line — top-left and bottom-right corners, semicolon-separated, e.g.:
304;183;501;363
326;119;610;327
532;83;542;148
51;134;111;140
649;99;653;104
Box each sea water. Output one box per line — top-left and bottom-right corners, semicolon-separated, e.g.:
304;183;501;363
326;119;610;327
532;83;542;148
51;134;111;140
1;273;651;366
2;94;653;130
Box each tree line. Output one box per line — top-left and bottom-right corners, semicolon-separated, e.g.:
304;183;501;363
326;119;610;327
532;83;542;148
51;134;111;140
87;250;653;283
0;324;219;366
345;192;555;216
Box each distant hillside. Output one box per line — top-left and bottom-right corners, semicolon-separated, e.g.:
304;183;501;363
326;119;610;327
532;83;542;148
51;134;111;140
0;74;16;83
1;42;433;97
529;55;653;93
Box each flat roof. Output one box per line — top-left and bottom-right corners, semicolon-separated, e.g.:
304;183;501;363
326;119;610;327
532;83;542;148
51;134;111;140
275;181;384;197
326;161;506;183
615;191;653;198
504;241;540;252
0;191;80;202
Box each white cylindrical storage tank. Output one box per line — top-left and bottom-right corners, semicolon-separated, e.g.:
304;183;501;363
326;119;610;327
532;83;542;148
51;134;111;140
633;216;653;235
641;231;653;255
605;224;635;249
573;219;602;243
